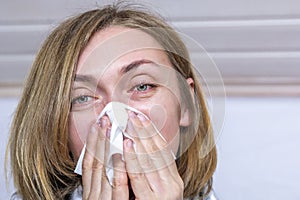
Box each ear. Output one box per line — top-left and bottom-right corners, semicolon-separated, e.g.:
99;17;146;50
179;78;194;126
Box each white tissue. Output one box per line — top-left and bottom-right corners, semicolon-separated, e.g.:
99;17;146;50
74;102;166;186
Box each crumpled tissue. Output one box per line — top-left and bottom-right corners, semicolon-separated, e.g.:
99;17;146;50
74;102;167;186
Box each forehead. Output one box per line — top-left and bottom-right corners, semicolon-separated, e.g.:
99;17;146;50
77;26;169;73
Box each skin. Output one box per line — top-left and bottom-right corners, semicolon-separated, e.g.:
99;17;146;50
68;26;193;199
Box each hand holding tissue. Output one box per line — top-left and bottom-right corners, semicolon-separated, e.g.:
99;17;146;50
74;102;173;186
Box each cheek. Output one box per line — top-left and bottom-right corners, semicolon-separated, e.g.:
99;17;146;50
145;98;181;153
148;103;180;132
156;106;181;155
148;104;167;132
68;120;84;160
68;111;98;160
151;94;181;153
158;108;180;141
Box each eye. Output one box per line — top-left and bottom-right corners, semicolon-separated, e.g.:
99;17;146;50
135;83;152;92
71;95;94;105
136;84;149;92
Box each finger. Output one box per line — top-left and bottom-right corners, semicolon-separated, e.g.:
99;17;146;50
111;154;129;200
128;111;180;188
89;119;108;199
126;113;157;173
82;124;101;199
83;117;108;199
123;139;155;200
104;127;111;164
100;126;113;199
128;112;175;173
127;113;184;199
100;174;112;199
137;113;184;198
126;121;164;196
127;117;170;196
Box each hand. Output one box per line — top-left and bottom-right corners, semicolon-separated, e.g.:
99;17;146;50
81;117;129;200
124;111;184;200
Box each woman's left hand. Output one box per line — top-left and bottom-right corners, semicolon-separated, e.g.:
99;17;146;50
123;111;184;200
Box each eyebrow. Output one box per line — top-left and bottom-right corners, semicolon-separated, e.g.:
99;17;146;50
74;74;97;86
120;59;156;74
74;59;157;84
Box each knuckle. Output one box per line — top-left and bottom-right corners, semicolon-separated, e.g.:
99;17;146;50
82;157;93;171
98;129;107;140
159;179;184;200
176;178;184;191
129;171;145;180
112;174;127;188
126;151;138;162
172;179;184;199
92;160;104;171
82;157;104;172
145;142;158;152
82;193;88;200
139;155;154;171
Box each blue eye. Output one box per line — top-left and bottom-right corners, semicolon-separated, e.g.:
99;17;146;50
72;95;93;105
136;84;150;92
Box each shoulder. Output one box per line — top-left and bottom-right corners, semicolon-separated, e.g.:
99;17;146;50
205;190;218;200
67;185;218;200
10;192;22;200
184;189;219;200
70;185;83;200
11;187;218;200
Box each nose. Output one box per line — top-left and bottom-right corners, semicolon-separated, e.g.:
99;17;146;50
125;101;149;117
93;99;107;117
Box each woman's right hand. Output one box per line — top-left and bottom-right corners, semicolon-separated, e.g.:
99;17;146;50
81;117;129;200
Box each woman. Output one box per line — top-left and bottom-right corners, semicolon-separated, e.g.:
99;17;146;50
7;2;218;200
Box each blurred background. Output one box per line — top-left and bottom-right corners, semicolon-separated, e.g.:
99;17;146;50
1;0;300;199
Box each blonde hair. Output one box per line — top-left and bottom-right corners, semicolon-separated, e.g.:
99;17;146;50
6;2;216;199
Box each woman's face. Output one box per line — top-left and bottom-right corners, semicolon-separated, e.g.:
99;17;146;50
68;26;192;160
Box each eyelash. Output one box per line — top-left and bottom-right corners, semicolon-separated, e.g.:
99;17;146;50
71;82;156;107
131;83;156;93
71;95;97;105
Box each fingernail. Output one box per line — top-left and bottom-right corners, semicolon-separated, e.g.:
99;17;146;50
91;125;98;134
137;113;147;121
126;139;133;148
106;128;111;138
96;118;101;126
128;110;136;119
100;117;107;128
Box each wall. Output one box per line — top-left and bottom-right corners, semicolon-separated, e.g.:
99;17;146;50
214;97;300;199
0;98;18;199
1;0;300;96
